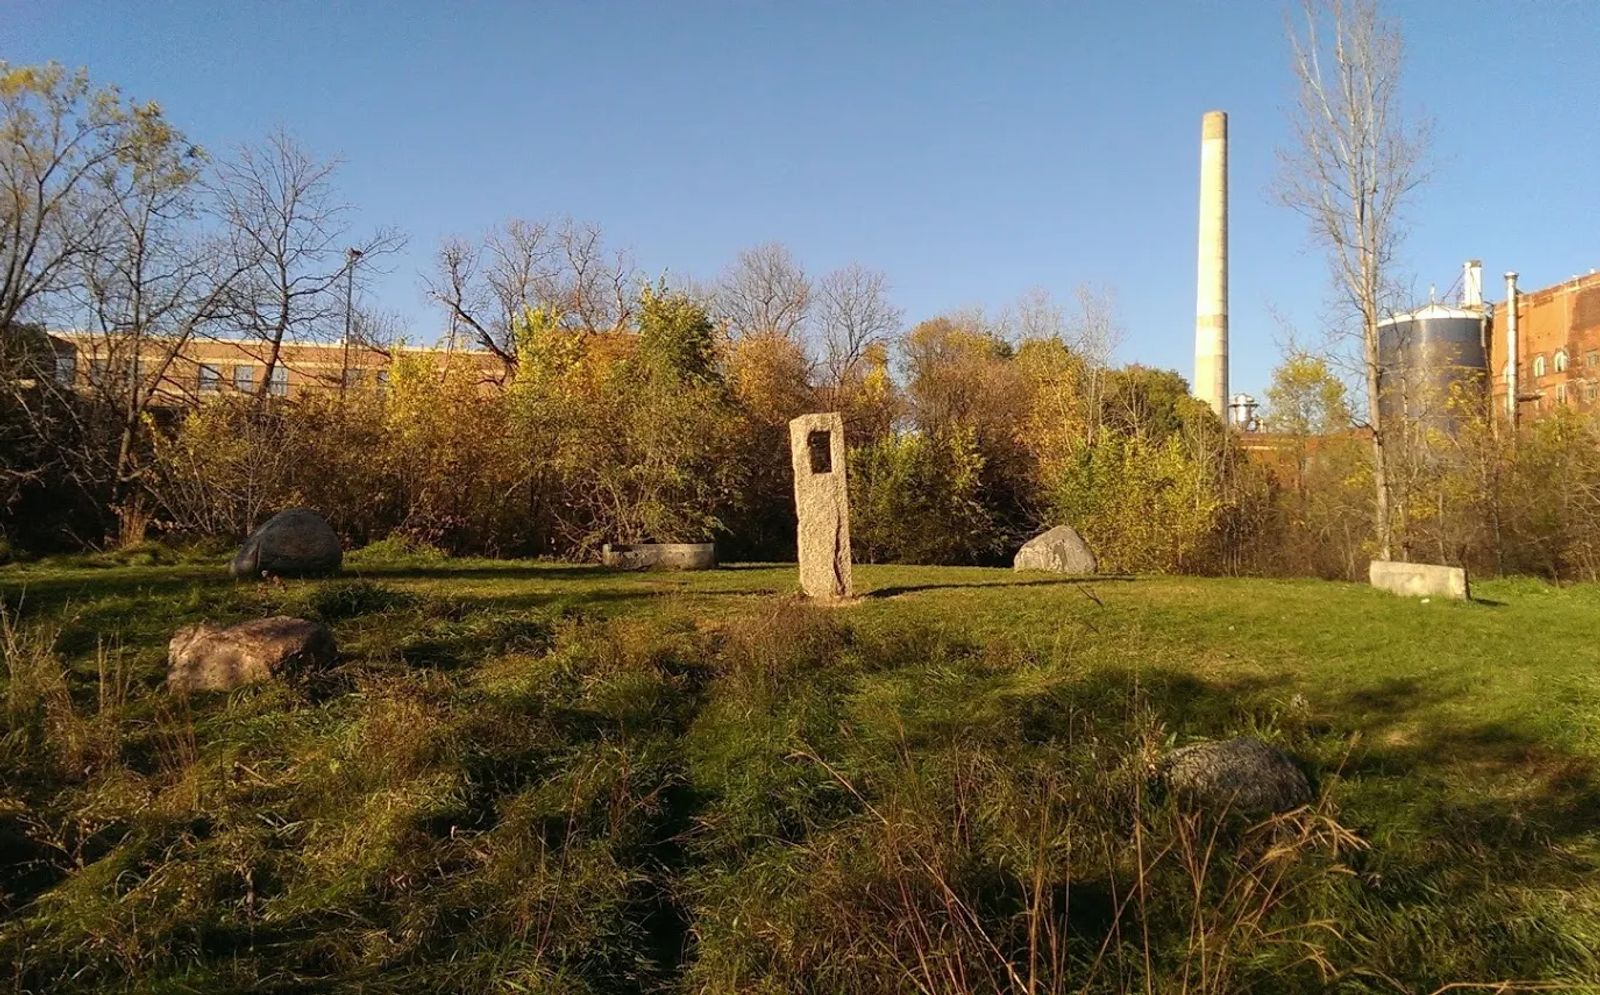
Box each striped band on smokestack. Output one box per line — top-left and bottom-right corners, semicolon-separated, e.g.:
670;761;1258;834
1194;110;1228;419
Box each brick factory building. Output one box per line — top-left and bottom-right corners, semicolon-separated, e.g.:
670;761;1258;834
44;332;505;404
1488;269;1600;417
1249;264;1600;443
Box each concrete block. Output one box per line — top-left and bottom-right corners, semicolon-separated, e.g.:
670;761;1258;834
601;542;716;570
1369;559;1470;601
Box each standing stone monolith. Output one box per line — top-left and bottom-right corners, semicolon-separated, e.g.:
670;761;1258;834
788;412;853;601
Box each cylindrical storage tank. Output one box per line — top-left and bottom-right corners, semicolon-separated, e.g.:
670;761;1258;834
1376;303;1488;433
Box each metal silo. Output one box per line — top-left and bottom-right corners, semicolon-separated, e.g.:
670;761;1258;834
1377;302;1489;432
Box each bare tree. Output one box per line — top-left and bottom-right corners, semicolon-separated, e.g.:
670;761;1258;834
1279;0;1429;559
480;217;555;348
816;263;901;396
1002;287;1055;342
428;217;635;374
1;64;139;523
430;236;504;364
714;242;811;342
65;115;245;541
350;306;404;353
0;63;143;333
1065;285;1121;368
211;129;403;400
553;218;634;334
1067;284;1124;442
1000;285;1123;442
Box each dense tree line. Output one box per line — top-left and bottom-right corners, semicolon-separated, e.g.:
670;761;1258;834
6;60;1600;579
121;284;1271;574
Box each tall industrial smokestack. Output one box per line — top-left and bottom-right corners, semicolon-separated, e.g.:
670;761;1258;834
1505;271;1519;426
1194;110;1229;419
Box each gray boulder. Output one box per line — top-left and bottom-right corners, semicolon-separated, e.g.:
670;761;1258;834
167;616;336;693
1013;525;1097;575
1161;738;1312;816
231;507;341;578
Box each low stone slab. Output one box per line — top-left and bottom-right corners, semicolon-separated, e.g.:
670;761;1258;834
231;507;342;579
1014;525;1098;575
1369;559;1469;601
1161;737;1312;817
167;616;336;693
601;542;717;571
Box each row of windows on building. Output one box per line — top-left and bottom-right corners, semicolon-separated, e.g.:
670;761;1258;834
1542;380;1599;408
195;362;289;393
191;363;389;392
1525;348;1600;379
54;354;388;395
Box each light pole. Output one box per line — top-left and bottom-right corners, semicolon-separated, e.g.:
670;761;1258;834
341;247;363;398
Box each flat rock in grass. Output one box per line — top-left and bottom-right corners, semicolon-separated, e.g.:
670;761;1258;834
231;507;342;579
167;616;336;693
1161;737;1311;816
1013;525;1097;575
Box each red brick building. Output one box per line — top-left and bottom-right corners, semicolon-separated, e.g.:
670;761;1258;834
46;332;504;403
1489;270;1600;417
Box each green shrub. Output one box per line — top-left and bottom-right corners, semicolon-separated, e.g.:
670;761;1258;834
849;427;999;565
345;535;450;567
1049;431;1219;573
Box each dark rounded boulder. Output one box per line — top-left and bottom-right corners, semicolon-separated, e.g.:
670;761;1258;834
230;508;342;579
1160;737;1312;817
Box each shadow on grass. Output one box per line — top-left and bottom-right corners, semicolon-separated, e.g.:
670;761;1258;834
1117;664;1600;980
1328;676;1600;915
866;575;1136;598
1339;675;1452;724
0;565;221;612
348;562;613;581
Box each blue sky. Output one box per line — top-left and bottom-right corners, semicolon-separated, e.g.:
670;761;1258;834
10;1;1599;398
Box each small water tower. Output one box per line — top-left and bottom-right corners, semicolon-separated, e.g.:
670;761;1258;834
1228;392;1260;431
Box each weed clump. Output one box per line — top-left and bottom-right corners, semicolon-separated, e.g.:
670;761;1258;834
274;579;421;622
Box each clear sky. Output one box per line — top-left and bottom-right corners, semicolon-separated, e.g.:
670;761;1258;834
9;1;1599;399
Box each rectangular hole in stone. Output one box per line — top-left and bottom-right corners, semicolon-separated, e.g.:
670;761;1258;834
807;430;833;473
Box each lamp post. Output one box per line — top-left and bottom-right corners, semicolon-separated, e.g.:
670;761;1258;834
341;247;363;398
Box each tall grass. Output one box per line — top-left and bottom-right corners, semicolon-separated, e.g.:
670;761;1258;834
1;591;1595;992
680;607;1371;994
2;606;132;782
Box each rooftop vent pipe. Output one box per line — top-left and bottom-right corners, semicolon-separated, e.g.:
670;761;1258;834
1505;271;1519;426
1462;260;1482;308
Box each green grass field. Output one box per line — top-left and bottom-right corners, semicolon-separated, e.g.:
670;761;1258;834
3;553;1599;992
